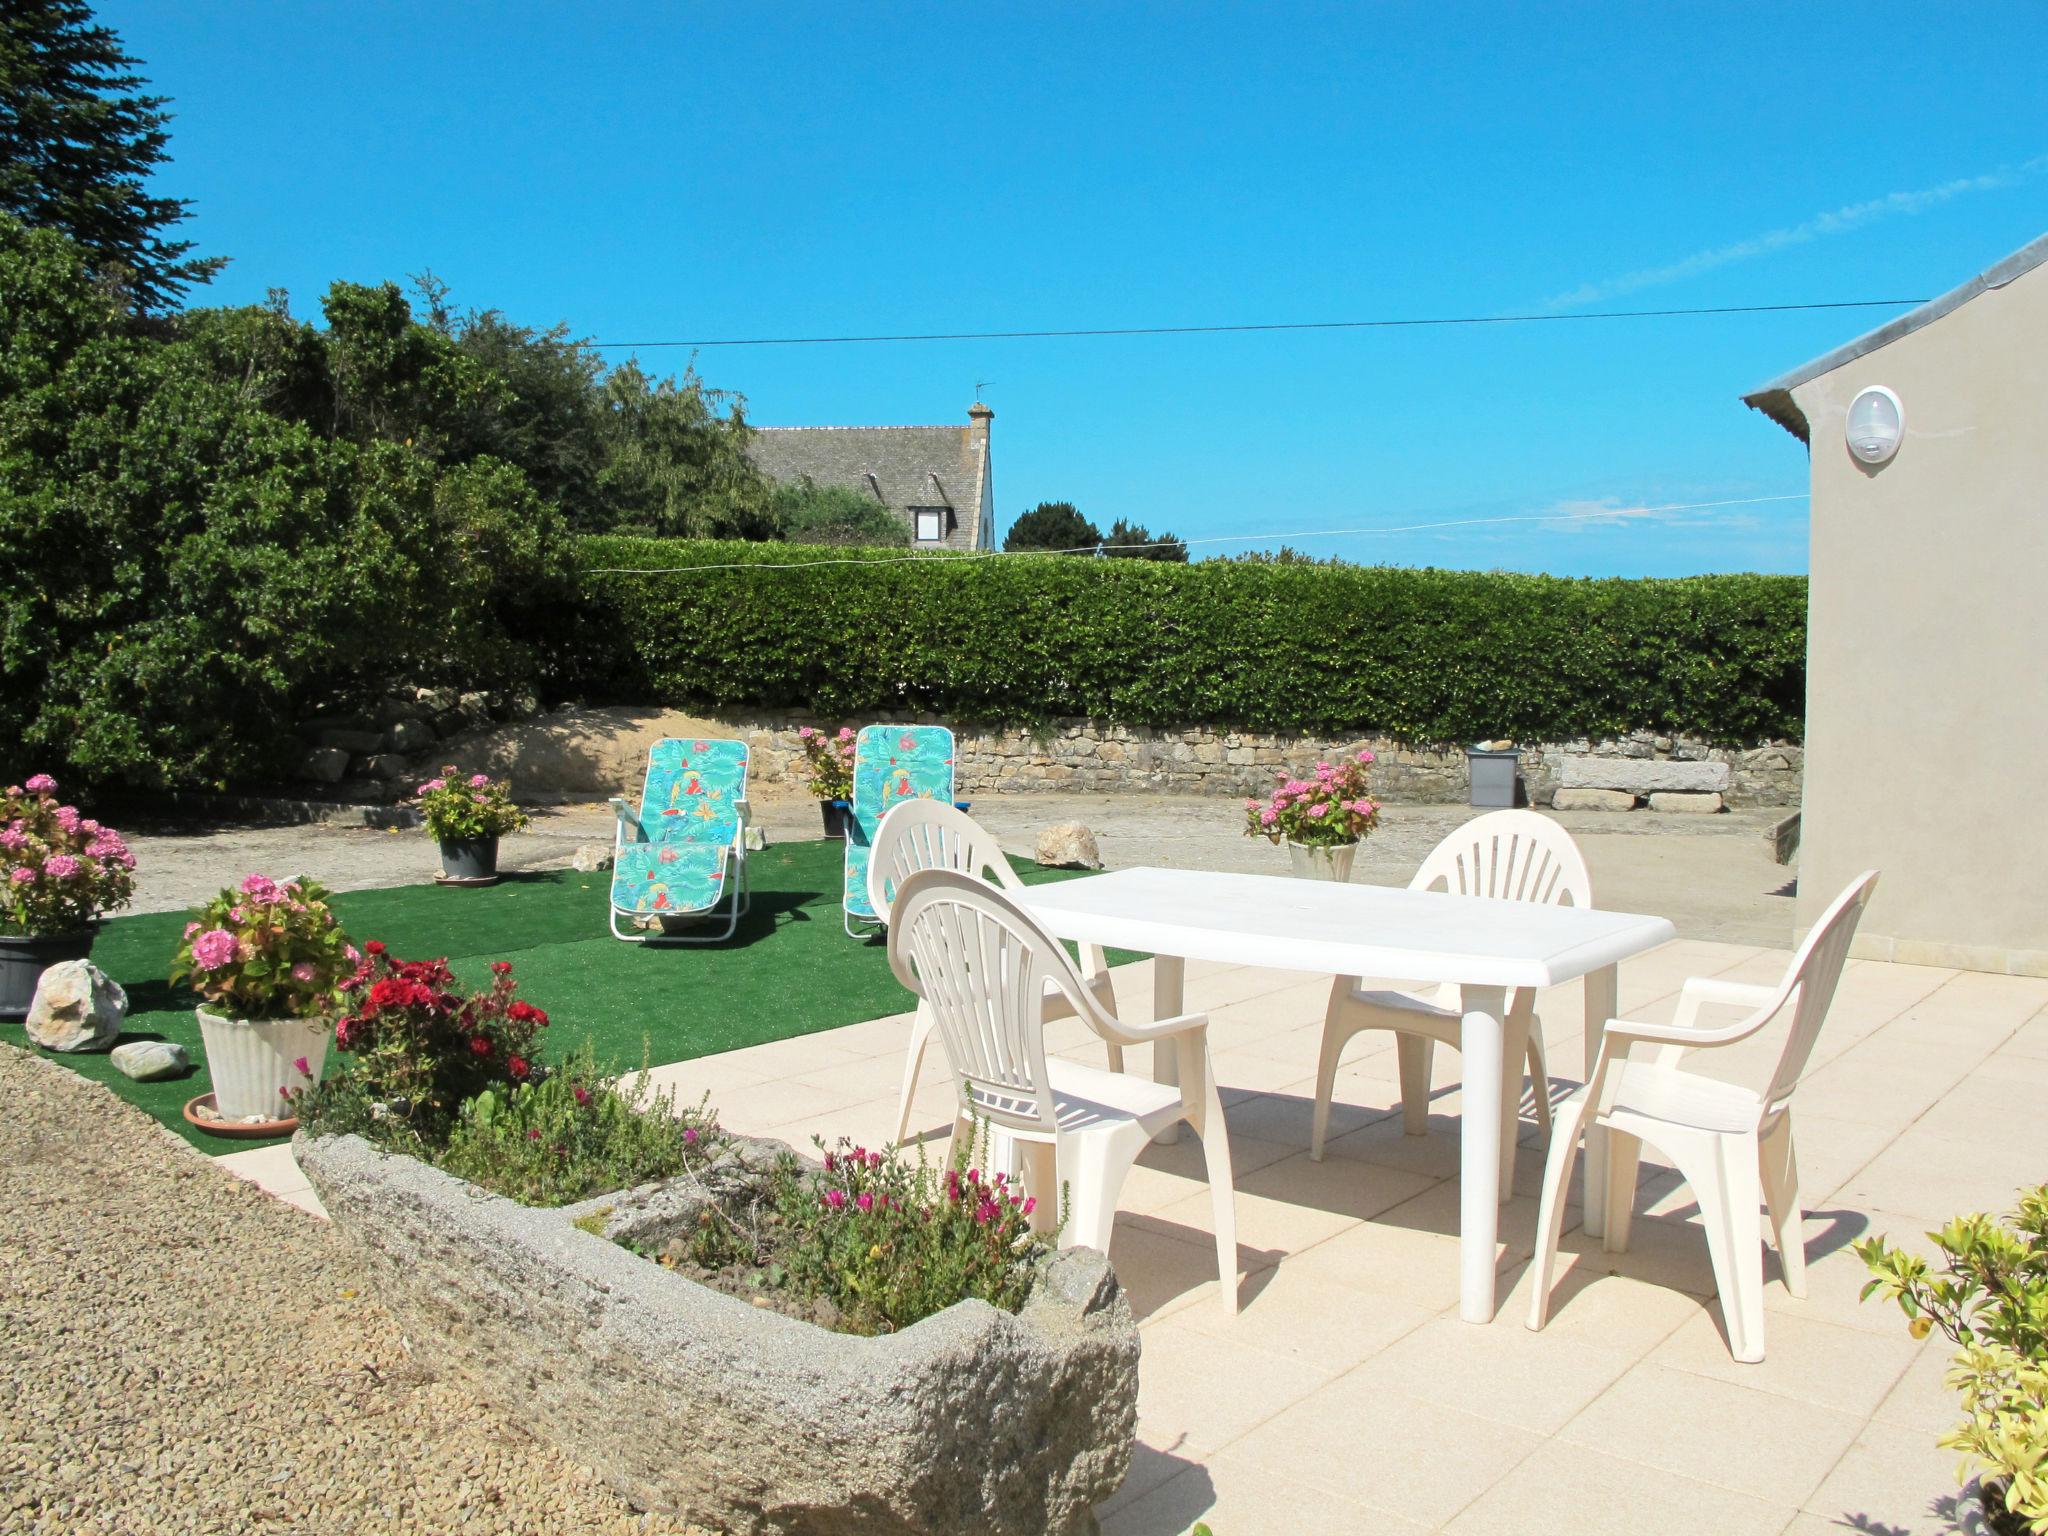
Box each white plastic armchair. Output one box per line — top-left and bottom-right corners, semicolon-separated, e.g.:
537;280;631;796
1525;870;1880;1363
867;799;1122;1145
1310;810;1592;1187
887;869;1239;1313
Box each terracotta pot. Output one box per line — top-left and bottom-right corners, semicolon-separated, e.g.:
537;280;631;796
197;1008;331;1121
0;929;97;1021
438;835;500;880
819;800;851;840
1283;839;1360;883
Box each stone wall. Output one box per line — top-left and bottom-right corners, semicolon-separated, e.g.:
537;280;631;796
407;705;1803;809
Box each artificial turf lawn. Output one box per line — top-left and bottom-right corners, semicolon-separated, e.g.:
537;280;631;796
4;837;1123;1149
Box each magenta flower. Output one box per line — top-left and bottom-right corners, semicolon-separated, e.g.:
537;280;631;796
822;1189;847;1210
855;1192;874;1212
683;1126;698;1145
293;1056;311;1077
290;961;319;983
189;928;239;970
23;774;56;794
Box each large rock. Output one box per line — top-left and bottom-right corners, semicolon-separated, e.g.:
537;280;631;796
296;1132;1137;1536
1552;787;1637;812
24;960;128;1052
386;718;436;754
1559;755;1730;794
1647;791;1724;815
1035;822;1103;870
571;841;614;873
315;727;385;755
300;746;351;784
110;1040;191;1081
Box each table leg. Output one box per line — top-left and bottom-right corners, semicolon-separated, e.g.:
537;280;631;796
1152;954;1185;1145
1458;984;1508;1324
1579;963;1619;1241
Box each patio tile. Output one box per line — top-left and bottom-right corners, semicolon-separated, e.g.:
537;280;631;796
715;1030;873;1078
2005;1010;2048;1058
710;1076;875;1138
1496;1261;1705;1356
1559;1361;1862;1505
1206;1046;1330;1095
1212;1381;1542;1528
1800;1417;1980;1535
273;1183;330;1220
1170;1261;1437;1370
636;1053;776;1102
1208;1084;1393;1148
1103;1455;1430;1536
1103;1218;1232;1323
1317;1111;1467;1180
1445;1439;1793;1536
1648;1304;1920;1417
214;1141;309;1198
1131;1316;1338;1455
1339;1314;1638;1434
1232;1147;1442;1229
1841;1126;2045;1228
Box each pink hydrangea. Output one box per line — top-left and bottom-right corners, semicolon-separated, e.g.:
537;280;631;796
53;805;81;832
239;873;284;905
1308;803;1329;818
23;774;56;794
42;854;80;878
8;867;33;886
798;726;817;740
291;961;319;983
0;828;25;851
468;774;490;788
190;929;239;970
417;778;447;794
1259;807;1278;826
1355;750;1376;765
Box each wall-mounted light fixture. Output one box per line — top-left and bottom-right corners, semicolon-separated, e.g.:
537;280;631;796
1846;386;1904;465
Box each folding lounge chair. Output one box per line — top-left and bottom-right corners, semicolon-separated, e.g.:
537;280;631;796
842;724;955;938
608;737;751;943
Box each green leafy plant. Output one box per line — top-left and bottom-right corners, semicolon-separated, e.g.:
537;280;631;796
296;947;549;1147
1859;1188;2048;1534
578;537;1808;747
1243;751;1383;849
169;875;356;1019
439;1048;722;1207
410;767;530;841
670;1130;1057;1336
794;725;855;801
0;774;136;936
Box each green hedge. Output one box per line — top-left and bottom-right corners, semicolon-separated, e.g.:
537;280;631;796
574;539;1807;745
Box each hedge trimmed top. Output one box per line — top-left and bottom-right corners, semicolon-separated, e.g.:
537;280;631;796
580;538;1806;745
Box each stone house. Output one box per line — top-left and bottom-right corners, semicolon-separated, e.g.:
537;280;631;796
1742;231;2048;975
746;403;996;551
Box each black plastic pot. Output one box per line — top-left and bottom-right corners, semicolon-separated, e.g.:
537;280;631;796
0;929;97;1021
820;800;851;840
438;836;500;881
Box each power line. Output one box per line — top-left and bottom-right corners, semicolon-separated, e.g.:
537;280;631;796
586;299;1926;350
582;493;1808;574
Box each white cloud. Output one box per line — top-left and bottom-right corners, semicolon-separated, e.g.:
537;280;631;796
1547;155;2048;309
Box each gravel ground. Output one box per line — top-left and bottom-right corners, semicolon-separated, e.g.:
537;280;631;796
0;1044;709;1536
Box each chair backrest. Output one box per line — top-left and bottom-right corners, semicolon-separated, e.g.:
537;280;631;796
844;725;957;920
1756;871;1880;1110
867;799;1020;919
887;869;1101;1136
1411;809;1592;909
638;738;748;845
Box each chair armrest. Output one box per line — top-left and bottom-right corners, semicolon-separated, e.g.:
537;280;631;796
1094;1009;1210;1047
1669;976;1781;1040
608;797;648;843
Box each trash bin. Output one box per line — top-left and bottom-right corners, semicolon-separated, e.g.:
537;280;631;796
1465;746;1521;809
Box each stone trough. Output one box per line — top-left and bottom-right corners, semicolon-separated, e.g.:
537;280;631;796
295;1132;1139;1536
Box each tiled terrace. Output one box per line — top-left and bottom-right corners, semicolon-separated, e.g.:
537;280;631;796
224;941;2048;1536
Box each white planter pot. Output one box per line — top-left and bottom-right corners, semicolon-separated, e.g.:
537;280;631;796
1284;839;1360;883
197;1008;332;1120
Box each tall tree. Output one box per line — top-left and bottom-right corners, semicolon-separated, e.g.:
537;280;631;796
0;0;221;310
1004;501;1100;554
1101;517;1188;562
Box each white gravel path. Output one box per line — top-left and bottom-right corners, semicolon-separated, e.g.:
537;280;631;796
0;1044;709;1535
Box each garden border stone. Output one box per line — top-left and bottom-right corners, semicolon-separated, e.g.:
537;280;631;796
295;1131;1138;1536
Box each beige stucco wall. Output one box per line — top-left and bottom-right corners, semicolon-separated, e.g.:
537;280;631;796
1790;259;2048;974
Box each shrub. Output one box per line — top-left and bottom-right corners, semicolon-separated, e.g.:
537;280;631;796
438;1050;721;1207
793;725;855;801
169;875;356;1019
411;768;530;841
1859;1189;2048;1533
672;1132;1054;1336
577;537;1808;745
1244;750;1382;848
0;774;136;936
304;948;548;1145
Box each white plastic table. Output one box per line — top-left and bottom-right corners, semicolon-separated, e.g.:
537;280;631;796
1018;867;1676;1323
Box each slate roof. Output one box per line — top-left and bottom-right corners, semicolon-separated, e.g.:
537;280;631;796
1741;231;2048;443
746;420;990;546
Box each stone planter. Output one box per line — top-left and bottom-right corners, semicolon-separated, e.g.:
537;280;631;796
295;1131;1138;1536
1284;839;1359;882
197;1008;331;1120
437;835;499;880
0;929;96;1022
818;799;850;840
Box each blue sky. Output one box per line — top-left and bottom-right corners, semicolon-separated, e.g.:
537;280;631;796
108;1;2047;575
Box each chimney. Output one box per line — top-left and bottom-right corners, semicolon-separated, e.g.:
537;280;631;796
968;401;994;434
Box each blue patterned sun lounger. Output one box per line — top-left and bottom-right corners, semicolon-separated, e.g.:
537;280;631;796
843;725;956;937
608;737;751;943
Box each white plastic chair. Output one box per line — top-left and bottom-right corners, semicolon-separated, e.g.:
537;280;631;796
867;799;1121;1145
1525;870;1879;1363
1309;810;1592;1186
887;869;1240;1313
